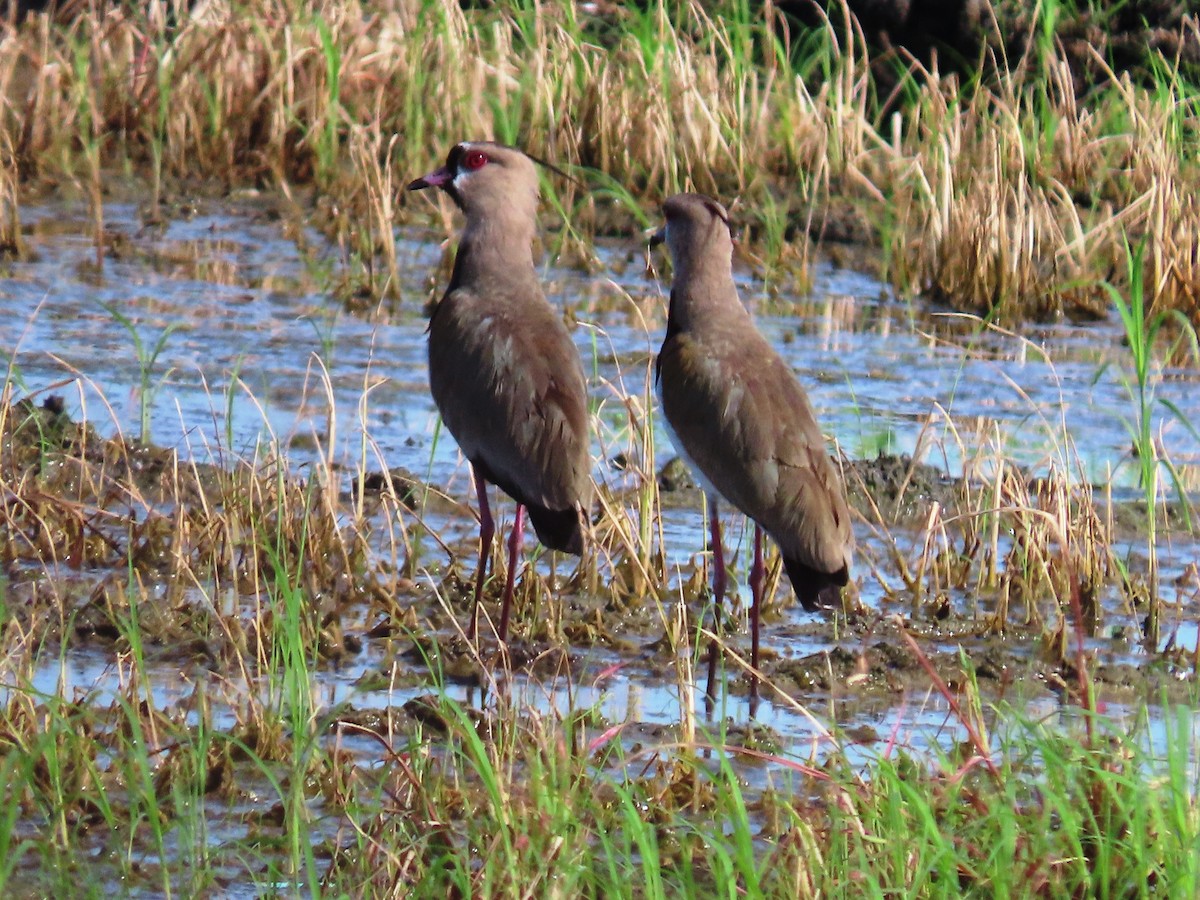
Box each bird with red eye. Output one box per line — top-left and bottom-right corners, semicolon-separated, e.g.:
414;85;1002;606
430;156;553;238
408;142;591;648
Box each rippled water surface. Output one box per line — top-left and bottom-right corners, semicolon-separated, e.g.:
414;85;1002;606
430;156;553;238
8;199;1198;487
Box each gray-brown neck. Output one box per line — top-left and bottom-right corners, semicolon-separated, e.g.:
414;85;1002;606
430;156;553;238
450;202;539;290
665;223;744;332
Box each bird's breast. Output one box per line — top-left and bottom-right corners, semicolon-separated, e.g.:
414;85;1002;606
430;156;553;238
655;337;729;502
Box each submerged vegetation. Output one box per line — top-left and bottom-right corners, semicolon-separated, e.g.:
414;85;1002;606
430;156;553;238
0;0;1198;895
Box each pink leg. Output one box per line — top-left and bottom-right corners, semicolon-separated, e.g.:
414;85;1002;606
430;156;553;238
497;504;525;645
748;524;766;711
705;497;726;708
469;468;494;641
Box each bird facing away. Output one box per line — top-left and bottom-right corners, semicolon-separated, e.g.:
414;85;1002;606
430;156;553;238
408;141;590;644
651;193;853;707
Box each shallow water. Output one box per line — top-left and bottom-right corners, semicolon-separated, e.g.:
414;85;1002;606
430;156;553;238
2;195;1199;766
8;199;1198;491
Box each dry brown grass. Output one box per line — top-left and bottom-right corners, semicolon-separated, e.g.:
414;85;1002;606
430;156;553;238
0;1;1197;324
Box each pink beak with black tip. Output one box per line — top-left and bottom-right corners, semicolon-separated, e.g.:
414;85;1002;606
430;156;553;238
407;166;453;191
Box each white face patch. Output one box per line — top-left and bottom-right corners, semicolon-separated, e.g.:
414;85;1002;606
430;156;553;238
453;159;477;189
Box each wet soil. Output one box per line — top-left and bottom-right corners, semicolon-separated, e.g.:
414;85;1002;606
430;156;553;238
5;394;1194;732
1;192;1197;895
0;192;1194;857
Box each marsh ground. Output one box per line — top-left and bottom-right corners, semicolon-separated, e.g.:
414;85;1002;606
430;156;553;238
1;0;1199;894
1;187;1197;893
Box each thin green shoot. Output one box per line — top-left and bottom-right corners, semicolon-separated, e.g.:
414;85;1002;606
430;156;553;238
101;302;182;446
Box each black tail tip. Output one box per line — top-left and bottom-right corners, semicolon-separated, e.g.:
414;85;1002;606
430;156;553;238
526;504;585;555
798;582;842;614
784;555;849;614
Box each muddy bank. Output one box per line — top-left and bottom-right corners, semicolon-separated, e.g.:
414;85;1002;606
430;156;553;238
1;394;413;658
762;617;1198;716
659;449;1196;537
4;392;1193;736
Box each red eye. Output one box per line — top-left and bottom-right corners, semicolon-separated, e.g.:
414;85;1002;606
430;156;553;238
463;150;488;171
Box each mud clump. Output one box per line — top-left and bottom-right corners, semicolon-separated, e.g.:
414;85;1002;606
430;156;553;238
768;637;977;698
0;394;424;665
1;393;222;507
356;467;420;506
657;456;697;494
2;395;96;468
844;453;964;525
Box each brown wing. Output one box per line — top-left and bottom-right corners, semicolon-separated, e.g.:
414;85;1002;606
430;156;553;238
657;328;852;579
428;286;591;522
